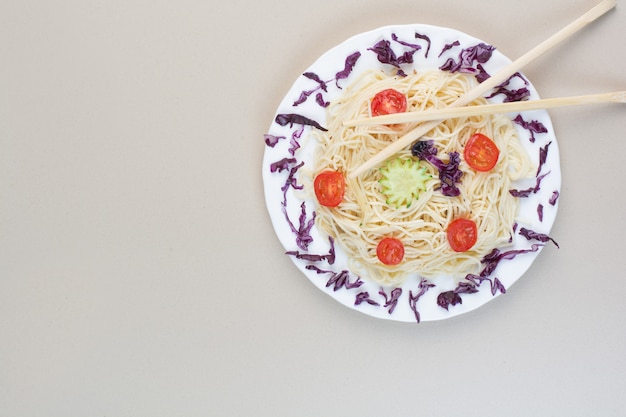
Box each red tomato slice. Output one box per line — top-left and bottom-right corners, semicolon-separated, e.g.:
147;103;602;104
464;133;500;172
447;218;478;252
314;171;345;207
371;89;407;117
376;237;405;265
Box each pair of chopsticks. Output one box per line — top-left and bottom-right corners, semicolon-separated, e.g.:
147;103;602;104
344;91;626;126
348;0;618;179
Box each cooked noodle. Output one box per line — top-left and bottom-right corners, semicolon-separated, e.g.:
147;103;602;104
310;69;534;285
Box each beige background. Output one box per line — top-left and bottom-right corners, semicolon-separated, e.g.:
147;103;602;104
1;0;625;416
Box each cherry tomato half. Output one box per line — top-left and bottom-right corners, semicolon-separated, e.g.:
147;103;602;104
447;218;478;252
371;89;408;117
314;171;345;207
464;133;500;172
376;237;405;265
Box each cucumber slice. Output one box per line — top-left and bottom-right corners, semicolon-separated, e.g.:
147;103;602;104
379;158;431;208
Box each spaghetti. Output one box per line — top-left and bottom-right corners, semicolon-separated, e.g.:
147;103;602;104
309;69;535;285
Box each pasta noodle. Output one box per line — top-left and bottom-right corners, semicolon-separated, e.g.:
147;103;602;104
309;69;535;285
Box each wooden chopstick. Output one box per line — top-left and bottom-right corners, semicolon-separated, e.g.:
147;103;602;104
344;91;626;126
348;0;616;179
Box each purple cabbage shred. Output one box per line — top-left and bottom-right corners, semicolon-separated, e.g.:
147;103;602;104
269;152;314;251
414;32;432;57
518;227;559;248
549;191;560;206
411;140;463;196
379;287;403;314
466;274;506;296
355;292;380;306
438;276;506;311
480;243;544;278
286;236;337;264
436;291;464;310
303;72;328;91
439;42;495;82
315;93;329;107
391;33;421;52
306;265;364;291
487;87;531;103
270;157;297;173
334;51;361;87
264;134;286;148
537;141;552;175
293;52;361;107
409;279;435;323
280;161;304;196
509;171;550;198
275;113;327;132
287;125;303;156
438;40;460;57
295;202;316;249
437;282;478;310
486;73;531;102
513;114;548;143
367;35;421;76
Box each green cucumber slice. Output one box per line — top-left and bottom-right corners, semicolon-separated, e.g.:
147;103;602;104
379;158;431;208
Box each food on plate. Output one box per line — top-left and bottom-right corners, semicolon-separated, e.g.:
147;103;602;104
310;69;535;285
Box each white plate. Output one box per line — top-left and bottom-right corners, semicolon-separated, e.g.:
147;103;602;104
262;24;560;323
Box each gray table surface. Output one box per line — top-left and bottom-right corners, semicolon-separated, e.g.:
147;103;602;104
2;0;625;416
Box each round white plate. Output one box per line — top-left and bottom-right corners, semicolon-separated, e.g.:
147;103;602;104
262;24;560;323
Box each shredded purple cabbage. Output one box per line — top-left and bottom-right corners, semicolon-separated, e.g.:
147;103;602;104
279;160;304;197
537;141;552;176
435;243;540;311
414;33;431;57
279;169;313;250
334;51;361;87
549;191;560;206
513;114;548;143
509;171;550;198
269;157;297;173
466;274;506;296
293;52;362;107
293;73;328;106
409;279;435;322
286;125;303;156
519;227;559;248
460;43;495;65
486;73;531;102
303;72;328;91
315;93;329;107
411;140;463;196
286;202;315;250
488;87;531;103
391;33;421;52
367;35;421;76
264;134;286;148
306;265;364;291
268;139;316;251
438;40;460;57
286;236;336;264
355;292;380;306
480;243;544;278
379;287;403;314
436;291;462;310
437;281;479;310
275;113;327;132
537;203;544;222
439;42;495;82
